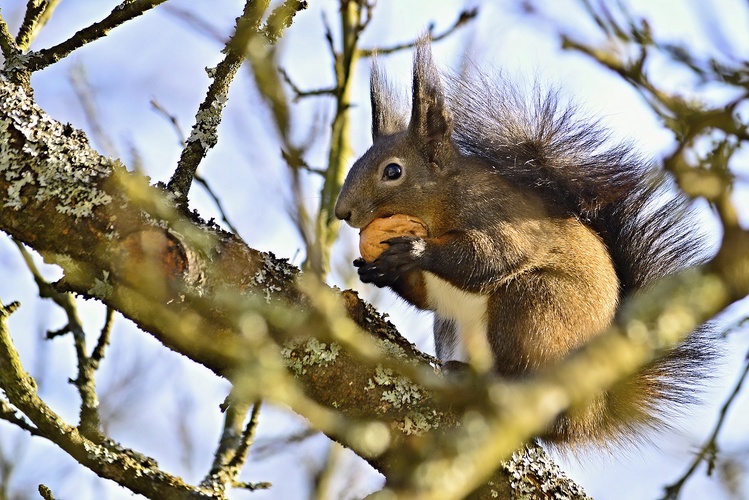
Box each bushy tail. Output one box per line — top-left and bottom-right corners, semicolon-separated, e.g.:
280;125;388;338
444;67;716;446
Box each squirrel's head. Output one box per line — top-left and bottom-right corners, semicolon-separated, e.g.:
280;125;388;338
335;40;456;230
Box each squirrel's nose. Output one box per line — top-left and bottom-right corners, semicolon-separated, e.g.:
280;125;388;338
334;204;350;222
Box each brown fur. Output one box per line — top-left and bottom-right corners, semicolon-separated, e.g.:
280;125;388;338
335;39;712;447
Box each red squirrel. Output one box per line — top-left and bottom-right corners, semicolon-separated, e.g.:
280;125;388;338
334;40;712;447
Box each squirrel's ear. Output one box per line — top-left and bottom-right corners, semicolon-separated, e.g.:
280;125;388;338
371;57;407;139
409;38;453;162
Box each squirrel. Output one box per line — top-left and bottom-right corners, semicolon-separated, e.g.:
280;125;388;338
334;40;713;447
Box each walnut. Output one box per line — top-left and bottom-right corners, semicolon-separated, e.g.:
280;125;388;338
359;214;428;263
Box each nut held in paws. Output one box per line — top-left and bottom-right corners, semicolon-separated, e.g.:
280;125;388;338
359;214;428;263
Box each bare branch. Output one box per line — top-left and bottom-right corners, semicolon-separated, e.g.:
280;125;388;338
151;99;241;234
0;399;42;437
0;10;19;59
25;0;169;73
69;62;119;158
358;8;478;57
162;5;227;44
37;484;56;500
90;307;115;366
193;174;242;235
662;354;749;499
150;99;187;146
14;241;84;338
15;241;110;442
279;67;337;101
201;397;264;493
0;301;213;498
262;0;308;44
166;0;271;205
15;0;62;51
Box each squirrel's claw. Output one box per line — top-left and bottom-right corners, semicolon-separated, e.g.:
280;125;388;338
356;236;424;287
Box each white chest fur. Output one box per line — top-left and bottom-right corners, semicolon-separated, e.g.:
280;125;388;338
423;272;492;369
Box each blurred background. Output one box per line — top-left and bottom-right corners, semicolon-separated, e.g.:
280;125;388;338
0;0;748;498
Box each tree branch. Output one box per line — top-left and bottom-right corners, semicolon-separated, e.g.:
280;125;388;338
15;241;104;442
150;98;242;235
0;301;215;499
358;8;478;57
662;355;749;499
0;398;42;437
167;0;306;206
166;0;268;204
24;0;169;73
0;10;19;60
201;397;264;493
15;0;62;51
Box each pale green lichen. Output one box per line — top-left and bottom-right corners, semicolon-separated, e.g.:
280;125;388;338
399;410;437;435
282;337;341;376
187;92;228;150
0;78;113;219
366;365;440;435
370;365;423;409
250;253;293;303
504;444;591;499
87;271;113;299
39;252;81;275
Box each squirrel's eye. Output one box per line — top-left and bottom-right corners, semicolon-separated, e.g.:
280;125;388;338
382;163;402;180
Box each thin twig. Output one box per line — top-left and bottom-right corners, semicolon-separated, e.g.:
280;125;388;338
150;99;187;145
201;399;264;494
166;0;270;205
162;5;227;44
661;357;749;499
204;397;251;482
251;427;319;459
90;307;115;366
0;302;212;498
314;441;344;499
234;481;271;491
25;0;169;73
14;240;104;441
69;62;119;158
151;99;241;234
0;399;42;437
38;484;56;500
282;148;325;175
261;0;308;44
193;175;242;235
227;401;263;471
14;241;85;338
279;67;337;101
358;8;478;57
16;0;62;51
0;10;19;59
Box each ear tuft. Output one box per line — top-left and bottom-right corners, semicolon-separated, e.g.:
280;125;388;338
409;37;453;162
371;57;407;138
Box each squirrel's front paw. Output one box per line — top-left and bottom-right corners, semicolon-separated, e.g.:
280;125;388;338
356;236;425;287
